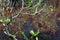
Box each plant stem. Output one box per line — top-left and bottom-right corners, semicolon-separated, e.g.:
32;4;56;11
36;37;38;40
21;32;28;40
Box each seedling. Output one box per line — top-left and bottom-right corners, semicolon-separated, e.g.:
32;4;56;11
4;18;11;25
0;19;3;23
30;30;40;40
35;0;44;7
9;34;17;40
21;32;28;40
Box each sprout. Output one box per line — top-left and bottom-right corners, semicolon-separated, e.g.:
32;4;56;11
30;30;40;36
30;30;40;40
4;18;10;25
36;0;44;7
9;35;17;40
21;32;28;40
30;30;35;36
0;19;3;23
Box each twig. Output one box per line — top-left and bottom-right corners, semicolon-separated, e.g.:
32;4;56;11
2;3;5;18
30;8;43;15
12;0;24;19
9;1;17;21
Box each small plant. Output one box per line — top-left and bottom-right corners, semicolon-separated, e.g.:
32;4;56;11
30;29;40;40
0;18;11;25
0;19;3;23
4;18;11;25
21;32;28;40
9;34;17;40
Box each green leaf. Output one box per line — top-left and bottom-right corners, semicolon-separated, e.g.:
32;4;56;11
0;19;3;23
35;30;40;36
30;30;40;36
30;30;35;36
27;2;33;7
36;0;44;7
4;18;10;24
10;35;17;40
21;32;28;40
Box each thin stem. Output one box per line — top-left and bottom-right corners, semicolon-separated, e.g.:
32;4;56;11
21;32;28;40
12;0;24;19
2;5;5;18
3;23;10;35
36;37;38;40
